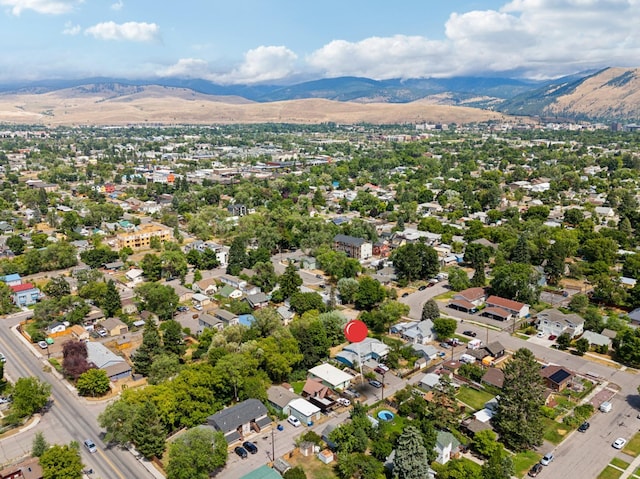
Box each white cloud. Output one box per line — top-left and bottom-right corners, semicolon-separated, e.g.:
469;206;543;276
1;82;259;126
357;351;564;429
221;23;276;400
62;20;80;35
306;0;640;80
0;0;78;15
110;0;123;11
84;21;160;42
210;45;298;84
157;58;210;78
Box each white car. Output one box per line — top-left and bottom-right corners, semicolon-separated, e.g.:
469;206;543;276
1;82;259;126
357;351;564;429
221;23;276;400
38;341;48;349
336;398;351;407
536;331;545;338
287;416;301;427
0;353;5;363
540;453;554;465
613;438;627;449
84;439;97;453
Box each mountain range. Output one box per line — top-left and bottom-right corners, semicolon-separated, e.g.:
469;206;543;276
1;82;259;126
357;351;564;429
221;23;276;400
0;67;638;125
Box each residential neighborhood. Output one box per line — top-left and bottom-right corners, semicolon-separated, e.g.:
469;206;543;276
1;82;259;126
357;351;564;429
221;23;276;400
0;122;639;479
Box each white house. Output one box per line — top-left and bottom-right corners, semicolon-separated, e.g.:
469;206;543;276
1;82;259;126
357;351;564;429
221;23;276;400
308;363;354;391
435;431;460;465
391;319;435;344
537;308;584;338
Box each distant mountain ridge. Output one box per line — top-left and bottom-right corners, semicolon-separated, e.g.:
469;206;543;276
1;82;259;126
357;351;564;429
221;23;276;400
1;67;639;122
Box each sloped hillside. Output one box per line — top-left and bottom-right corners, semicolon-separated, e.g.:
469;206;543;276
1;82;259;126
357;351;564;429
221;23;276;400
544;67;640;120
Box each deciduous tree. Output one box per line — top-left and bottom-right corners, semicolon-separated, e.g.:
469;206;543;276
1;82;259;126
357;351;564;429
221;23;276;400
76;368;111;397
39;443;83;479
421;299;440;321
166;427;227;479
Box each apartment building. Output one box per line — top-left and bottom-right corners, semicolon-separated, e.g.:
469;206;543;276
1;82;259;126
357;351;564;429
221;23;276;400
115;224;173;250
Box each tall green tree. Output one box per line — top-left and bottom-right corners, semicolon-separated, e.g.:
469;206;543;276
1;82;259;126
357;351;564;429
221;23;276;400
432;317;457;339
76;369;111;397
43;276;71;299
494;348;545;451
354;276;385;311
140;253;163;281
98;398;138;446
39;443;83;479
279;261;303;299
166;427;227;479
103;279;121;317
421;299;440;321
393;426;432;479
226;236;248;276
132;320;164;376
131;401;167;459
32;431;49;457
481;446;514;479
160;319;186;357
490;263;540;305
391;243;439;284
135;282;179;320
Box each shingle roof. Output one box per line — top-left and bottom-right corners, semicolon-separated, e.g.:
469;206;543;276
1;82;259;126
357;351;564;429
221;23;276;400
207;399;268;434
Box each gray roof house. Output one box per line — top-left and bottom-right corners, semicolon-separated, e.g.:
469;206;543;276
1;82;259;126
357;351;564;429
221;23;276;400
206;398;271;444
537;308;584;338
581;331;612;348
397;319;435;344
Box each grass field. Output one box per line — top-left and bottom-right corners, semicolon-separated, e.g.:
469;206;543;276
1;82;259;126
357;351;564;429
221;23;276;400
455;386;495;411
542;417;570;444
611;457;630;469
623;432;640;457
287;453;339;479
512;450;540;477
597;465;623;479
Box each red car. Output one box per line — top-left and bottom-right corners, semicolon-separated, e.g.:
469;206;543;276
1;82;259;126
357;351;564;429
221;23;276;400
548;335;557;341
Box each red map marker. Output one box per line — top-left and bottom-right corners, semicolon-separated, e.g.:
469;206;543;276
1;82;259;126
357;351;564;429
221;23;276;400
344;320;368;343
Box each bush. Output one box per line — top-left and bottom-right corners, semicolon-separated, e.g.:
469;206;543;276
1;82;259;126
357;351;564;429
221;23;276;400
540;406;557;419
574;404;594;420
562;414;581;428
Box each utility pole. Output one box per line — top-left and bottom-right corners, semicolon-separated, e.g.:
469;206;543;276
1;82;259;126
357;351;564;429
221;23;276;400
271;424;275;464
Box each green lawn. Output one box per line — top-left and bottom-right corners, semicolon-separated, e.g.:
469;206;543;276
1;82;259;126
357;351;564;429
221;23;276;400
455;386;495;411
512;450;540;477
597;466;623;479
611;457;630;469
623;432;640;457
542;417;571;444
291;381;305;395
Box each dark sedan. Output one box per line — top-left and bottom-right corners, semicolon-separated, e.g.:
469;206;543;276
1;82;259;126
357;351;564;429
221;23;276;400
234;446;248;459
243;441;258;454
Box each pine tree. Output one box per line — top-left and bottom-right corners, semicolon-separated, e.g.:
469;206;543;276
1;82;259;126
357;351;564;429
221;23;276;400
132;321;164;376
511;234;531;264
131;401;166;459
226;236;248;276
279;261;303;299
494;348;546;451
393;426;431;479
421;299;440;321
103;279;122;318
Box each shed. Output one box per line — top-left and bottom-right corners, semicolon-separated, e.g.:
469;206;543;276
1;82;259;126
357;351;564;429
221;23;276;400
288;398;322;425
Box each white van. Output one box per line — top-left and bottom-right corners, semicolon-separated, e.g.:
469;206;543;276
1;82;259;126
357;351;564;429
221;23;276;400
459;354;476;364
599;401;612;413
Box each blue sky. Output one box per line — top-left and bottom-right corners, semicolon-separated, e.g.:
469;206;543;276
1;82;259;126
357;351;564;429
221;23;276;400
1;0;638;84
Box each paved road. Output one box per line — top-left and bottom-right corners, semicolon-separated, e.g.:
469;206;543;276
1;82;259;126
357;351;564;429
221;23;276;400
0;313;157;479
399;281;450;319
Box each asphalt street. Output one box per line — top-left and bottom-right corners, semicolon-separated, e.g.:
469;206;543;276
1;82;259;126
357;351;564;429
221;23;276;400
0;313;158;479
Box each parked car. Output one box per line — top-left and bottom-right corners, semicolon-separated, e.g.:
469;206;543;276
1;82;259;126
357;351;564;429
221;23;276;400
368;379;383;388
401;292;409;298
336;398;351;407
462;330;477;337
440;342;451;349
536;331;545;338
96;329;108;338
528;463;543;477
613;438;627;449
374;367;386;375
242;441;258;454
38;340;48;349
176;306;189;312
578;421;590;432
83;439;97;454
548;335;557;341
193;304;203;311
377;363;390;372
343;388;360;399
234;446;248;458
0;397;11;404
540;452;554;465
287;415;301;427
0;353;5;362
418;285;427;291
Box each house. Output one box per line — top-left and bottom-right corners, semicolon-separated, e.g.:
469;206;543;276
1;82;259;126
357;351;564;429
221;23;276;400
46;321;66;334
454;287;486;306
219;274;247;290
125;268;145;284
212;309;239;326
0;456;43;479
206;398;271;444
103;261;125;271
373;242;390;257
481;368;505;389
85;341;131;381
539;365;574;392
10;283;42;306
193;278;218;296
420;372;442;390
302;378;331;399
266;385;299;415
308;363;354;391
481;307;512;322
218;284;243;299
288;398;322;426
397;319;435;344
166;280;193;303
227;203;248;217
335;338;389;368
100;317;129;337
276;305;295;325
537;308;584;338
192;293;211;308
412;344;439;361
0;221;13;234
447;298;478;314
0;273;21;287
629;308;640;325
114;224;173;250
435;430;460;465
197;313;223;333
580;331;611;349
485;295;529;318
332;234;373;260
484;341;505;358
245;292;269;309
239;465;282;479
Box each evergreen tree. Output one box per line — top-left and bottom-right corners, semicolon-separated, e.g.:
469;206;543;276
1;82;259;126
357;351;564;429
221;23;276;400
481;446;514;479
32;431;49;457
160;320;186;357
103;279;121;318
470;267;486;287
421;299;440;321
511;234;531;264
494;348;545;451
132;321;164;376
131;401;166;459
226;236;248;276
393;426;431;479
279;261;303;299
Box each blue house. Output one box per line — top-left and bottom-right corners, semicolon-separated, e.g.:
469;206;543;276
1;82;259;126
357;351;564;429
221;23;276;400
0;273;21;287
10;283;42;306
